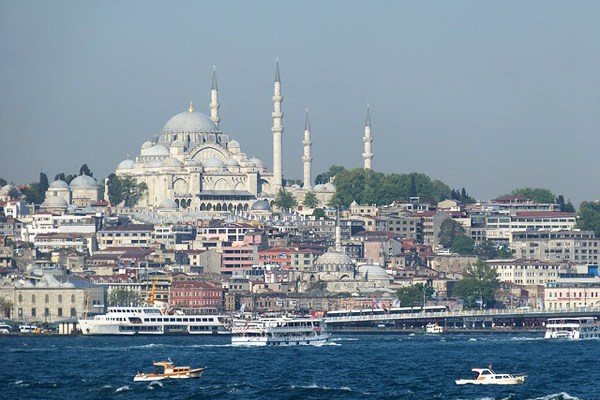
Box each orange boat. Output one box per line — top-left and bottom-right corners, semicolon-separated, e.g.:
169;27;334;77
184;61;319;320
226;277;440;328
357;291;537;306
133;360;206;382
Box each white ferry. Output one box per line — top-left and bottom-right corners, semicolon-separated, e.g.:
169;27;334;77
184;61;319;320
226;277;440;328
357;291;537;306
425;323;444;334
78;306;230;335
544;317;600;340
231;316;331;346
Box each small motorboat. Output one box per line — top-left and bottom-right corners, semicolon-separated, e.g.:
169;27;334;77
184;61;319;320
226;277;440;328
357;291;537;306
425;323;444;334
133;360;206;382
455;366;526;385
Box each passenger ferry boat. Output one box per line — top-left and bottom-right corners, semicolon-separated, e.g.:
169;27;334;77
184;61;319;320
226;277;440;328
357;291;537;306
231;316;331;346
425;323;444;334
78;306;230;335
544;317;600;340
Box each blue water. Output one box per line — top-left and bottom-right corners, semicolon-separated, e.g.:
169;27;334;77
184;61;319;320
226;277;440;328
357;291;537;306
1;333;596;399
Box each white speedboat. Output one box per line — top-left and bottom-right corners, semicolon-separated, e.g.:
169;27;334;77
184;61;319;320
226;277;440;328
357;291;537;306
545;317;600;340
455;367;526;385
133;360;206;382
78;306;230;335
231;316;331;346
425;323;444;334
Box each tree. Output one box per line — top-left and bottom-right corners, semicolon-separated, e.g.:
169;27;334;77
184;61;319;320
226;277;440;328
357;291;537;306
303;191;319;208
396;283;435;307
312;208;326;220
408;175;417;198
274;188;297;211
79;164;93;177
556;195;575;212
505;187;555;204
0;297;13;319
0;178;7;187
314;165;346;185
108;288;141;307
120;177;147;208
7;186;21;200
451;235;475;255
106;173;123;205
577;201;600;237
39;172;49;195
453;261;500;309
438;219;465;249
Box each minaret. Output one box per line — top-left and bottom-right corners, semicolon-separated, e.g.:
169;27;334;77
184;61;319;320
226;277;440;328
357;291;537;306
302;109;312;189
209;66;220;126
362;105;373;170
272;59;284;190
335;208;342;252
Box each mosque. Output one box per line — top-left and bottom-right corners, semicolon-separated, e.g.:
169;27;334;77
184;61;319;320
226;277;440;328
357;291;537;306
111;62;375;213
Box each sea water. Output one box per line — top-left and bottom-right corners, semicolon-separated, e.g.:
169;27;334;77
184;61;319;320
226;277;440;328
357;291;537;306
1;333;595;399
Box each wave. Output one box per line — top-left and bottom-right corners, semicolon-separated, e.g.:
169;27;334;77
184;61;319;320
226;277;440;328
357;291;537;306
115;385;130;393
147;381;163;390
330;337;358;341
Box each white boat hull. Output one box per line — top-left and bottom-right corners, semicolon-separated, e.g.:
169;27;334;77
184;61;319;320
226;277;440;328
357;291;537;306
231;333;331;347
455;376;526;385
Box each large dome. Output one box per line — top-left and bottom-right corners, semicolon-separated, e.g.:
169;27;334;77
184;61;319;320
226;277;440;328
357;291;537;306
70;175;99;188
162;110;218;133
315;251;353;266
358;264;391;281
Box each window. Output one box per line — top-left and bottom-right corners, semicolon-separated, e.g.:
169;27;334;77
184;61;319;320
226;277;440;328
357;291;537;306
45;294;49;304
58;308;63;317
32;295;36;304
58;295;63;303
70;308;77;318
71;294;76;303
31;308;36;317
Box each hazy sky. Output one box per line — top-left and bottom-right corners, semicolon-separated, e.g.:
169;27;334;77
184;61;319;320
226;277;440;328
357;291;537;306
1;1;599;206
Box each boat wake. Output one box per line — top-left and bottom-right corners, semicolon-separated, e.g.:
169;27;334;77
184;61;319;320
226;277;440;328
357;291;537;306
147;381;163;390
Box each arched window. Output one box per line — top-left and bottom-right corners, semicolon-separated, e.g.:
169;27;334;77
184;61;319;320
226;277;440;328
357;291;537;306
31;295;36;304
58;294;63;303
71;294;76;303
45;294;49;304
18;294;22;303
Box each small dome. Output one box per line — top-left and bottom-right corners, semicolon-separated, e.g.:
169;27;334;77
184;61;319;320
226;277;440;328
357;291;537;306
41;195;68;209
61;281;75;288
0;184;20;197
358;264;391;281
251;200;271;211
249;157;265;169
185;159;203;167
117;159;135;170
158;199;179;210
314;184;326;192
291;184;301;189
315;251;353;266
160;157;184;168
162;110;218;133
141;140;154;149
228;140;241;148
142;144;170;156
225;158;239;167
70;175;99;189
203;157;225;170
49;180;69;189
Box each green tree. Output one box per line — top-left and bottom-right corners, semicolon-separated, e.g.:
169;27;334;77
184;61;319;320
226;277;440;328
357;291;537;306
506;187;555;204
577;201;600;237
0;178;7;187
108;288;141;306
39;172;49;195
453;261;500;309
23;183;43;204
408;175;417;198
121;177;147;208
396;283;435;307
438;219;465;249
274;188;298;211
8;186;21;200
0;297;13;319
451;235;475;255
106;173;123;205
80;164;93;177
556;195;575;212
474;240;500;260
303;191;319;208
312;208;326;220
314;165;346;185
